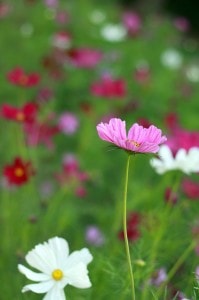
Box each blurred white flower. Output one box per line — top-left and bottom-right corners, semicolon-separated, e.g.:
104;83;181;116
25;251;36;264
186;65;199;82
161;48;183;69
90;10;106;24
100;24;127;42
150;145;199;174
51;32;71;50
18;237;93;300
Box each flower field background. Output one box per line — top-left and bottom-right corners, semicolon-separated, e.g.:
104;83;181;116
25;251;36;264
1;0;199;299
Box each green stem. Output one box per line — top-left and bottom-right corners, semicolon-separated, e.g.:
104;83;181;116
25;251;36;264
142;173;182;300
123;155;135;300
157;241;196;298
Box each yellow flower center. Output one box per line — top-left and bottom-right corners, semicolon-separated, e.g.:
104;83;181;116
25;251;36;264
129;140;141;147
16;112;25;121
52;269;63;281
14;167;24;177
19;75;28;85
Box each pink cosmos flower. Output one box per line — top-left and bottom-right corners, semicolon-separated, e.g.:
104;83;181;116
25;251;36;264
85;226;105;246
58;112;79;135
68;48;102;68
44;0;58;8
166;128;199;154
52;31;71;50
91;75;126;98
174;17;190;32
182;179;199;200
122;12;142;37
96;118;167;154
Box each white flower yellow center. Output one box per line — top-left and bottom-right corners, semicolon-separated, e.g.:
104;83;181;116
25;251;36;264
52;269;63;281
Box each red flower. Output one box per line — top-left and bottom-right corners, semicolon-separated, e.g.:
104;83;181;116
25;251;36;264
3;157;34;186
91;75;126;98
118;212;141;241
1;102;38;123
23;119;59;150
7;67;40;87
164;187;178;204
182;179;199;200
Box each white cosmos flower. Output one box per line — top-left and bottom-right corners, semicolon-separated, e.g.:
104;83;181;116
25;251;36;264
160;48;183;69
150;145;199;174
100;24;127;42
18;237;93;300
186;65;199;82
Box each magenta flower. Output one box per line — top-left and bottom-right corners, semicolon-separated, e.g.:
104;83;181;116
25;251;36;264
96;118;167;154
58;112;79;135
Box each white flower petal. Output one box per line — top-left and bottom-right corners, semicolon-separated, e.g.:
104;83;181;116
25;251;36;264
22;280;54;294
43;286;66;300
67;262;92;289
26;240;58;274
18;264;50;282
47;237;69;268
64;248;93;269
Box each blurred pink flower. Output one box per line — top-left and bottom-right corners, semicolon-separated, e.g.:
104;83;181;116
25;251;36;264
149;268;167;286
44;0;58;8
91;75;126;98
134;64;150;84
52;31;71;50
56;10;69;24
166;128;199;154
164;112;179;131
195;266;199;279
85;226;105;246
63;154;79;173
75;186;87;198
56;154;89;196
0;2;11;18
58;112;79;135
174;17;190;32
164;187;178;204
68;48;102;68
36;87;54;102
97;118;167;154
122;12;141;36
182;179;199;200
24;119;59;150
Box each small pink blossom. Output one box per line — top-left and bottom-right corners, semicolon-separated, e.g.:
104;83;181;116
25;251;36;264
164;187;178;204
56;154;89;196
122;12;141;36
68;48;102;68
75;186;87;198
58;112;79;135
55;10;69;24
44;0;58;8
52;31;71;50
24;119;59;150
182;179;199;200
85;226;105;246
91;75;126;98
166;128;199;154
149;268;167;286
96;118;167;154
134;64;150;84
174;17;190;32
